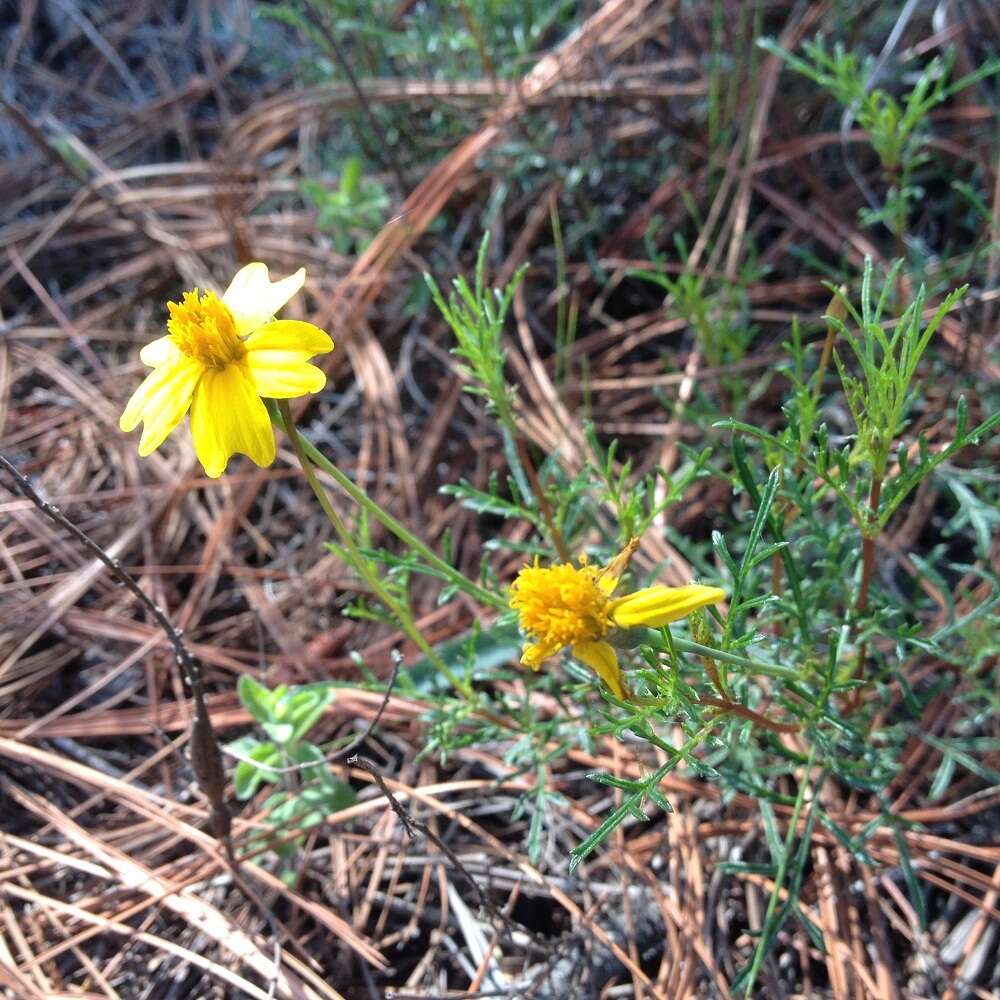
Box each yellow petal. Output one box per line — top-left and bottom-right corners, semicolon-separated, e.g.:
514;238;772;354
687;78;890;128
598;537;640;595
139;335;182;367
119;357;203;457
189;364;275;478
243;321;333;398
572;641;628;699
609;584;725;629
222;263;306;335
520;643;543;671
243;320;333;356
520;638;562;671
246;352;326;398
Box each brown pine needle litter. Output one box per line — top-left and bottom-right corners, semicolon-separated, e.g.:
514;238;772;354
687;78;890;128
1;2;999;998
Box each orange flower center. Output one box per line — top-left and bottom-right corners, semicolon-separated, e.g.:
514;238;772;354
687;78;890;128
167;290;245;368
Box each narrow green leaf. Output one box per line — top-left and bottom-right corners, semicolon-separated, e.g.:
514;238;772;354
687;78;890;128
712;530;739;579
741;468;781;576
759;800;784;864
928;752;956;802
894;827;927;931
817;811;876;865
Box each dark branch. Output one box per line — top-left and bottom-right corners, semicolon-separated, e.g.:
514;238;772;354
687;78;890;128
0;452;231;851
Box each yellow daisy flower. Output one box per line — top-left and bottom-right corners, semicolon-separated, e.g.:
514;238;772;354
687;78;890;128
509;539;725;699
120;262;333;478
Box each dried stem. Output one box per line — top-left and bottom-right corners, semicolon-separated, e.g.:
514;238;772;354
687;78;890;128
299;0;409;195
0;452;232;853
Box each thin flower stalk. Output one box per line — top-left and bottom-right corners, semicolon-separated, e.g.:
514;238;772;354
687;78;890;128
271;406;504;612
278;401;474;701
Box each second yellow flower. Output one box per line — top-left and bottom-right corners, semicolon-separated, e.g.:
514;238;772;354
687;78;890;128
510;539;725;699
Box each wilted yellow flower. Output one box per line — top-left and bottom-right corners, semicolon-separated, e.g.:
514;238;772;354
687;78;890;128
120;263;333;478
509;539;724;699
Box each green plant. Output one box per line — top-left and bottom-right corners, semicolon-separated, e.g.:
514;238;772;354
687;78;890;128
118;230;998;993
627;228;762;415
302;156;390;254
262;0;579;83
426;234;533;504
729;261;996;630
229;676;356;883
760;35;999;244
423;250;997;994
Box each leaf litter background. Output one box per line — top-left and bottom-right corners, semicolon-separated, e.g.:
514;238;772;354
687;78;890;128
0;1;998;998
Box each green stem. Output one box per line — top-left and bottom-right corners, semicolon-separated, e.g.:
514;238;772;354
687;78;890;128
278;401;474;700
855;475;882;614
742;745;819;996
271;403;505;612
669;637;802;682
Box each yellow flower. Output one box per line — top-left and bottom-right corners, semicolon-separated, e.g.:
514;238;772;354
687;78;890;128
509;539;725;699
120;262;333;478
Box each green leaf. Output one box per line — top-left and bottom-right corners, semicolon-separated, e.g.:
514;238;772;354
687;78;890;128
404;621;522;694
287;685;337;744
340;156;361;198
749;541;789;569
441;481;534;519
528;802;546;865
964;409;1000;447
647;787;673;813
928;752;956;802
945;479;1000;557
232;741;281;800
238;674;276;725
921;734;1000;786
716;861;778;876
759;800;784;863
287;740;328;784
587;771;644;792
570;762;672;870
712;531;739;579
298;783;355;825
793;902;827;954
741;467;781;574
817;811;876;865
262;722;295;745
894;827;927;931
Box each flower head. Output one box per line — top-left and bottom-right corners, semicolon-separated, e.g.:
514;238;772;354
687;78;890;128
120;262;333;478
509;539;724;699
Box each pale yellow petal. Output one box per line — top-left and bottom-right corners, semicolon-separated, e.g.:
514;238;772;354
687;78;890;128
119;357;202;458
246;352;326;398
120;369;159;433
243;320;333;356
222;263;306;335
139;335;182;367
610;584;725;629
572;641;628;699
189;364;276;478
